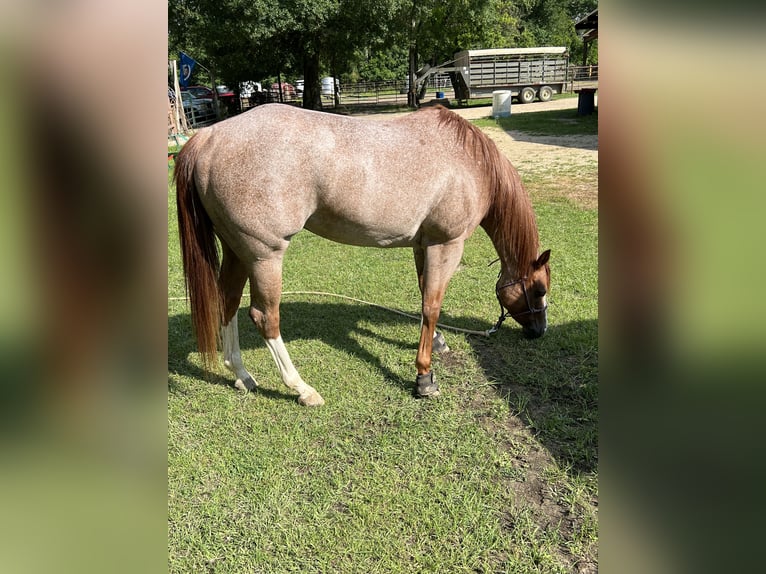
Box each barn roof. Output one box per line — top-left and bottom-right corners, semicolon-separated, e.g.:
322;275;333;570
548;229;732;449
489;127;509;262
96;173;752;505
574;9;598;43
458;47;568;58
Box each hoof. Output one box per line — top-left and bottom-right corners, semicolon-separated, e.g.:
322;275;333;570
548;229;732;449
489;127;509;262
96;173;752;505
298;390;325;407
233;376;258;392
415;372;441;398
432;331;450;353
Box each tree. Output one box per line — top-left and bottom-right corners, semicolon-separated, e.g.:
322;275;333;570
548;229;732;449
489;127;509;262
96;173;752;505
168;0;288;93
169;0;405;110
304;0;407;108
168;0;598;112
496;0;598;64
395;0;499;107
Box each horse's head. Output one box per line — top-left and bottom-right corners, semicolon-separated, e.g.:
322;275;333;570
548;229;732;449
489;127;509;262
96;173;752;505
495;249;551;339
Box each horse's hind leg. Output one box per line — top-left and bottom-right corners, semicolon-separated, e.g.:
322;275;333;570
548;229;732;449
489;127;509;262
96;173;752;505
220;243;257;391
248;258;325;406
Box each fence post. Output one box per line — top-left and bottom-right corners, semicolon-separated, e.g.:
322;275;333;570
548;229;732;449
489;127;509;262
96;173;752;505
171;59;188;133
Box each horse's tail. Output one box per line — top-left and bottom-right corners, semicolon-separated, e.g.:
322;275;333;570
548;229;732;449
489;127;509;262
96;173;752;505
174;131;222;371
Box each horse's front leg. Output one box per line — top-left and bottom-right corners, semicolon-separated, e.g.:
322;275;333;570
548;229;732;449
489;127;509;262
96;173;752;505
415;241;464;398
413;246;451;356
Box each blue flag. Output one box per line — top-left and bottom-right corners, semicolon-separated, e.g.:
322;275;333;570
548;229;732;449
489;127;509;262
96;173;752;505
179;52;197;87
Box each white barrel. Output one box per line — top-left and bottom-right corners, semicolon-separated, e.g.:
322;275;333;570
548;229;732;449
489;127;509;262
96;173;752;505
321;77;336;96
492;90;512;118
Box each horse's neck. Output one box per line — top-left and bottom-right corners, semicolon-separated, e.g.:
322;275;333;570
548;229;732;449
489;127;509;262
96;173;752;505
481;185;538;283
497;258;522;284
482;218;522;282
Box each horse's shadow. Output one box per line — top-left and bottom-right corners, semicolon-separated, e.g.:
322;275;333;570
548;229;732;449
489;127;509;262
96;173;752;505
465;317;598;473
168;301;419;401
168;311;299;403
168;301;597;472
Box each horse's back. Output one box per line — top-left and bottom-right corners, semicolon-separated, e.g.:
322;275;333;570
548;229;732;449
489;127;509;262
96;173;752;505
193;104;487;252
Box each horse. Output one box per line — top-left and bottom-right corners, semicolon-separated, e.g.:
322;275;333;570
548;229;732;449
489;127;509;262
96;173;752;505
175;103;550;406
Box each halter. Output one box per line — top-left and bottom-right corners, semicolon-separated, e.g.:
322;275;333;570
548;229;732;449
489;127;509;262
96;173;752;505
488;277;548;335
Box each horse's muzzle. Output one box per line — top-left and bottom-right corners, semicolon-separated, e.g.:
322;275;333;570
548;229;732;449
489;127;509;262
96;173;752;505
523;324;547;339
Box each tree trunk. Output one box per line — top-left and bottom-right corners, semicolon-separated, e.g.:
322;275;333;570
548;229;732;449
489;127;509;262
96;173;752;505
303;50;322;111
407;44;417;108
209;67;221;118
331;58;340;108
407;0;418;109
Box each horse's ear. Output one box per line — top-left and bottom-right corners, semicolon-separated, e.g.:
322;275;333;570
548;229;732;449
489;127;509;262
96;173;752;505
535;249;551;268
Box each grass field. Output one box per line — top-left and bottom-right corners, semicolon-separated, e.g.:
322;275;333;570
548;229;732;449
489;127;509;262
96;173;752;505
168;111;597;573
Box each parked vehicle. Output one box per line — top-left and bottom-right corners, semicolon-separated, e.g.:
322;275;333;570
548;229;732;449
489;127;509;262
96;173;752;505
415;47;569;103
270;82;296;98
216;85;238;112
179;90;216;126
181;85;214;100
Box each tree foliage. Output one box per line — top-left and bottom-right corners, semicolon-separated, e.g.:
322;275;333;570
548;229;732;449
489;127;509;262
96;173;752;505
168;0;598;108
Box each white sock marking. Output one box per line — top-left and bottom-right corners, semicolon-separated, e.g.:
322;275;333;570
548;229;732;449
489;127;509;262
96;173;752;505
265;337;317;399
222;316;256;389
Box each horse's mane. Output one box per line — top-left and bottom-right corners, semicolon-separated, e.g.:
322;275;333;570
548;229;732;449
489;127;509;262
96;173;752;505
431;106;539;277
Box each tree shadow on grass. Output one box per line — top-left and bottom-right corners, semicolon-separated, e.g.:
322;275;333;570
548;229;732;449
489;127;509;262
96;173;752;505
498;108;599;150
464;317;598;473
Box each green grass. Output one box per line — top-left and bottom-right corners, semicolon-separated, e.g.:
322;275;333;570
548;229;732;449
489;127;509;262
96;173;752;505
168;117;597;573
474;108;598;136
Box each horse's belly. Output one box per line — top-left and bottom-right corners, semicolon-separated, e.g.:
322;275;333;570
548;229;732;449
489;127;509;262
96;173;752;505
304;211;419;248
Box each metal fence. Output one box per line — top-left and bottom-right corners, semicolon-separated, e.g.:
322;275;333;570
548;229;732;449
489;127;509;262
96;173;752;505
237;75;455;109
569;65;599;91
337;75;453;106
172;67;599;137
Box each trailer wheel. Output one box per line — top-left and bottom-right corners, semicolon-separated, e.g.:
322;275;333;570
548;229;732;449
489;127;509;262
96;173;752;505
519;87;536;104
538;85;553;102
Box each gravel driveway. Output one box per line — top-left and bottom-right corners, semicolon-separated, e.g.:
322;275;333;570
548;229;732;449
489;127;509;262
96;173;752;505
449;95;594;120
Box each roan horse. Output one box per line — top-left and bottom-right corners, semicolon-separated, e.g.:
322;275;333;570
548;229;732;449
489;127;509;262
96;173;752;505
175;103;550;405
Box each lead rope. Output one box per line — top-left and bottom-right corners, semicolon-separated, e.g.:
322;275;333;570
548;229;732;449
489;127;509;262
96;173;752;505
487;302;508;335
487;258;511;335
281;291;494;337
168;291;495;337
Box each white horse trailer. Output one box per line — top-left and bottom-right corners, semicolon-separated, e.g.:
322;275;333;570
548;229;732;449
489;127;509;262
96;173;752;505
416;47;570;104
